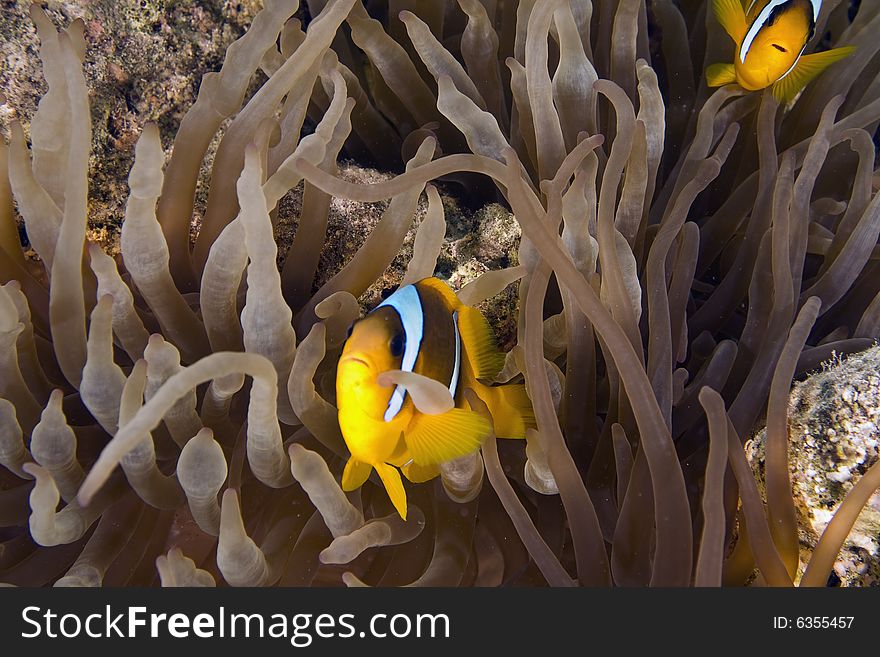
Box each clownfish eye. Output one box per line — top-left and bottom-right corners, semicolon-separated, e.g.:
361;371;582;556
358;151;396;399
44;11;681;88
389;332;405;358
771;43;787;52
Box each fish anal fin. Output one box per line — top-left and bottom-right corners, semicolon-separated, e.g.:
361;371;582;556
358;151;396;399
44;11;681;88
706;63;737;88
458;306;505;381
401;460;440;483
405;407;490;465
341;457;372;491
374;462;407;520
772;46;855;103
713;0;747;44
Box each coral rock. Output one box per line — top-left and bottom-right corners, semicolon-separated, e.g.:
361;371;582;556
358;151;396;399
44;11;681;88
747;346;880;586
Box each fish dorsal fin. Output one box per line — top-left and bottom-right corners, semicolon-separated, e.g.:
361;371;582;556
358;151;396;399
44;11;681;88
706;63;738;87
714;0;748;44
374;462;407;520
341;457;372;491
414;277;461;309
772;45;854;103
405;408;490;465
457;306;505;381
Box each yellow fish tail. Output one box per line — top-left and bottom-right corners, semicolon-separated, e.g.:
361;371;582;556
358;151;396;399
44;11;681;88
401;460;440;483
706;63;737;88
374;462;407;520
772;46;856;103
484;383;535;439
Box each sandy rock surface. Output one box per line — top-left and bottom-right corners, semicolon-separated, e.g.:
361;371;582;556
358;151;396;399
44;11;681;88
1;0;266;253
2;1;521;341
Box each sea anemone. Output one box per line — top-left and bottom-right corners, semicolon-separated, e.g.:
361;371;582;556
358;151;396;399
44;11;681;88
1;0;879;587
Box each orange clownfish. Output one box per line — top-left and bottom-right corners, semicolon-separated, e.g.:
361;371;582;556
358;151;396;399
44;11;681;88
707;0;854;102
335;277;534;519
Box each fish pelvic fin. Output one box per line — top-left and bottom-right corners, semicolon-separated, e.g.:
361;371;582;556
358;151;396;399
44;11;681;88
457;306;505;381
341;457;372;491
401;460;440;484
405;407;491;465
374;462;407;520
713;0;748;44
706;63;737;88
772;46;856;104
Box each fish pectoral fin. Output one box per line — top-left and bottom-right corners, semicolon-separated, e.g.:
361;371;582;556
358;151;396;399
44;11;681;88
706;63;737;88
401;461;440;484
772;46;856;103
374;462;407;520
457;306;505;381
405;408;491;465
341;457;372;491
713;0;747;44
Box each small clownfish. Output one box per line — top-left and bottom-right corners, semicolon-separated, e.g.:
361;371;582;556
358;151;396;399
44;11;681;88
336;277;535;519
707;0;854;103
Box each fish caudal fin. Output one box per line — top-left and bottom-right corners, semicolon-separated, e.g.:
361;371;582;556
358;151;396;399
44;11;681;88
341;457;372;491
457;306;505;381
772;46;856;103
405;407;491;465
374;462;407;520
713;0;747;44
401;461;440;483
486;383;536;439
706;63;737;88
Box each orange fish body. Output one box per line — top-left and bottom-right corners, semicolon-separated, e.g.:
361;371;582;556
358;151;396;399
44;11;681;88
707;0;854;102
336;278;534;519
